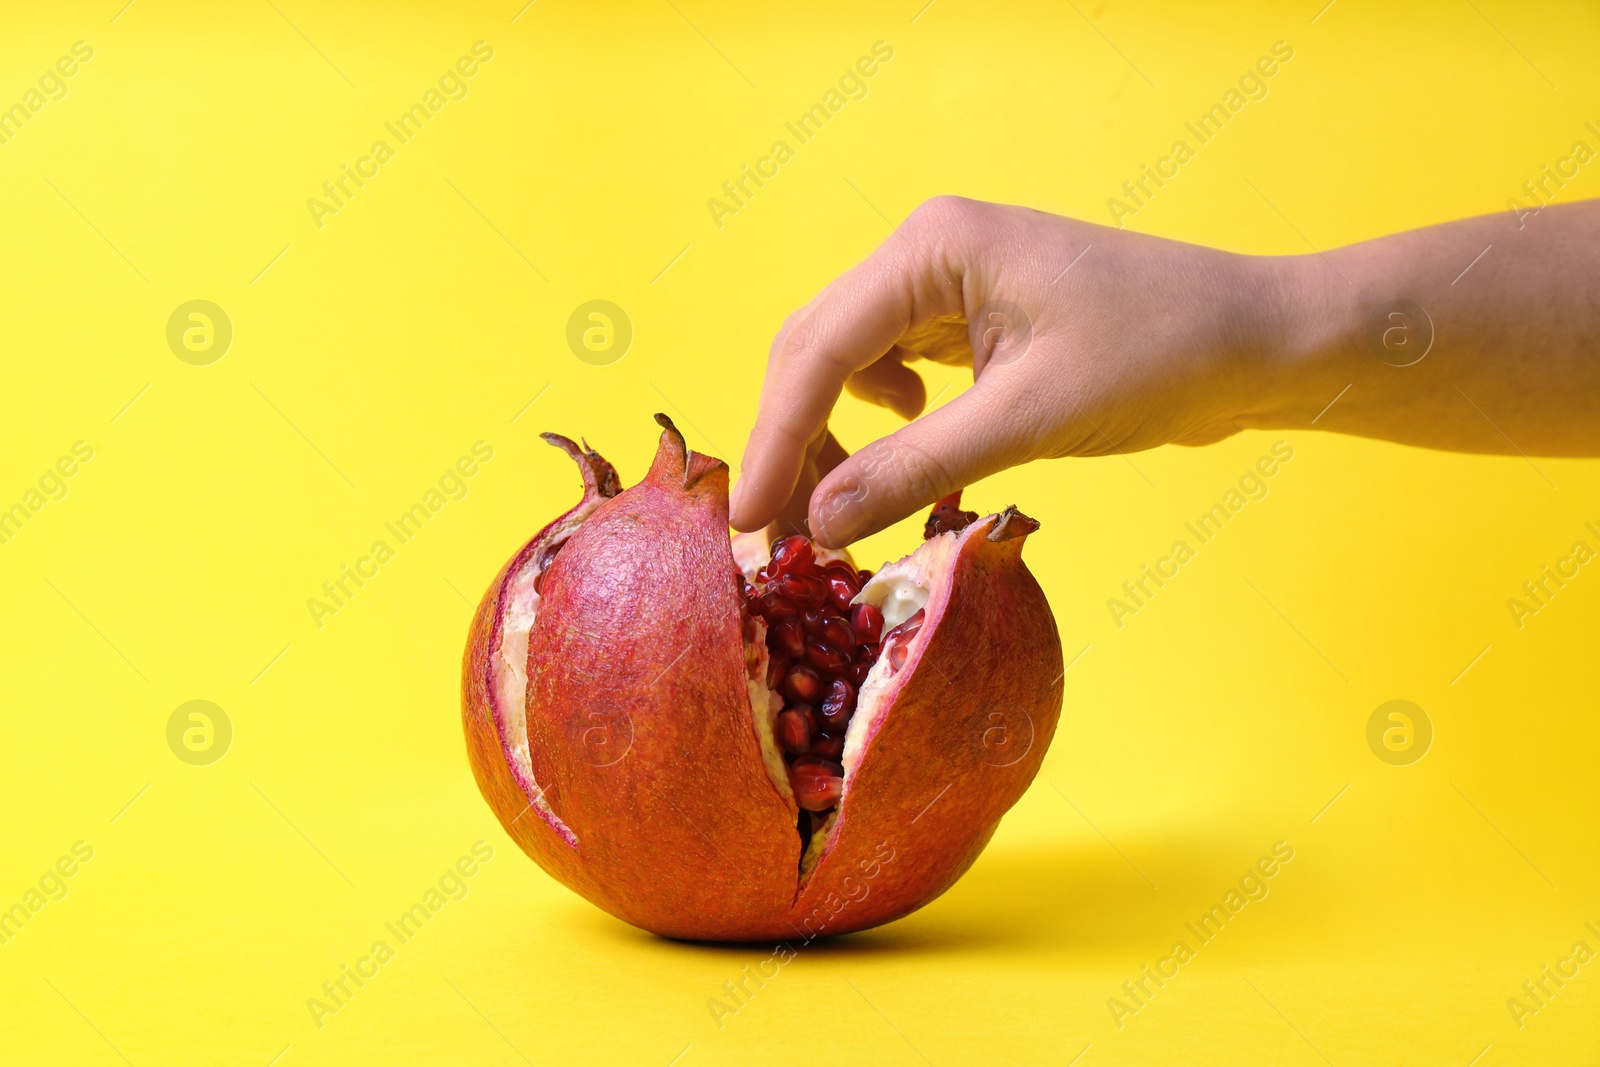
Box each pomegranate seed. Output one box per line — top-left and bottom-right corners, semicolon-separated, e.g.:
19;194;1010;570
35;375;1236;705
849;603;884;643
776;710;810;754
769;535;815;576
793;703;820;734
849;661;872;686
792;773;843;812
767;653;791;687
781;665;824;704
888;643;909;671
791;756;845;777
857;568;874;585
884;608;925;643
924;492;979;538
809;732;845;760
805;642;851;675
778;573;827;609
801;608;826;636
820;679;855;729
820;616;855;649
758;592;798;619
772;617;807;659
822;565;860;610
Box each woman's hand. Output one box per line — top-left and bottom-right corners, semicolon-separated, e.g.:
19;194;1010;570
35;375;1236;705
729;196;1287;546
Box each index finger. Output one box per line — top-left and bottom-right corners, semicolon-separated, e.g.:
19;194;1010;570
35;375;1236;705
729;201;969;531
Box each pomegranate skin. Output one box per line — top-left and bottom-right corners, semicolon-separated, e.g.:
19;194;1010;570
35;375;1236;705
461;435;621;903
787;508;1063;941
462;417;1064;942
523;419;800;939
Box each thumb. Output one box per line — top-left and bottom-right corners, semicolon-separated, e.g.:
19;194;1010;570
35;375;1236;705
807;383;1028;547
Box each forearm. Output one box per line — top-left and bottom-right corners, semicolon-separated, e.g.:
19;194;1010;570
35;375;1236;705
1249;200;1600;455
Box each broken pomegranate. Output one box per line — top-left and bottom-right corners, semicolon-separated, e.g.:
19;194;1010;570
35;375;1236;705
461;415;1063;941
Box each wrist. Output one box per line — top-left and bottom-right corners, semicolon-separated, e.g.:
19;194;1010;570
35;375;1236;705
1233;252;1361;431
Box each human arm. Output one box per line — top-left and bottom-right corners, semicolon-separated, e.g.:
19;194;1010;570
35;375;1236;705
729;196;1600;545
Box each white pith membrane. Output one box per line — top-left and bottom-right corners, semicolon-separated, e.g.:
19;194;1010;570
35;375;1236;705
492;519;597;847
734;529;964;877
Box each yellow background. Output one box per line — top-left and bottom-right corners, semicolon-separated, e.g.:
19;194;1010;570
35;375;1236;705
3;0;1598;1063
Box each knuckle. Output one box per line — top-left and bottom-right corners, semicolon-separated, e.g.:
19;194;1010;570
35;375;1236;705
898;440;958;503
860;435;954;506
773;322;837;375
768;316;802;363
893;196;984;281
905;195;980;233
778;306;810;337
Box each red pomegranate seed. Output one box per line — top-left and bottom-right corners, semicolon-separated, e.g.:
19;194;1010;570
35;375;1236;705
820;679;855;729
884;608;925;643
888;643;909;671
849;661;871;686
767;653;791;687
772;617;807;659
791;756;845;777
769;535;815;576
781;665;825;704
809;732;845;760
778;573;827;609
805;642;851;675
801;608;826;636
792;773;843;812
776;710;810;754
793;703;820;734
822;565;860;610
857;568;874;585
820;616;856;650
849;603;884;643
924;492;979;538
758;592;798;619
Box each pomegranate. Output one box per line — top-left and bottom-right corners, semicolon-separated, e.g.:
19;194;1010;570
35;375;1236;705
461;415;1063;941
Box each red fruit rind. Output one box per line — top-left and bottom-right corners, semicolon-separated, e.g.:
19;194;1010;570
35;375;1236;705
522;418;802;939
463;417;1063;942
461;434;620;858
789;510;1063;938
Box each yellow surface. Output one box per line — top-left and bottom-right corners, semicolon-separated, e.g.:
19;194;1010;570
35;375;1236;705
2;1;1598;1063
